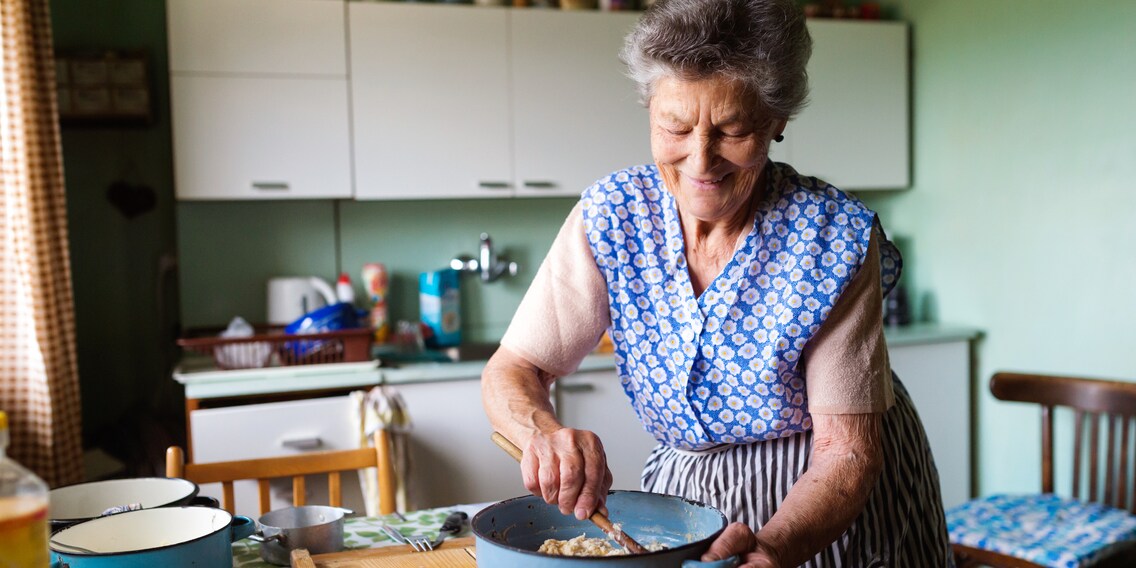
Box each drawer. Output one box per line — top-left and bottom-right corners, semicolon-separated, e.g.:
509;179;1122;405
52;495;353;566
192;396;360;461
190;396;366;516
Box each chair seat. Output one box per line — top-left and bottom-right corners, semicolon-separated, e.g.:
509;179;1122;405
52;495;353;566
947;493;1136;568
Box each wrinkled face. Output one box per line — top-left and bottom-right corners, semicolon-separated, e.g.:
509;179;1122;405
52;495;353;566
649;75;785;224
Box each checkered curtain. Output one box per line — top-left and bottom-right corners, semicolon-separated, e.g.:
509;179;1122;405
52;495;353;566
0;0;83;487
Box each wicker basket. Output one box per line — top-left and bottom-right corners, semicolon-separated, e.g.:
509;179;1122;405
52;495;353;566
177;327;373;370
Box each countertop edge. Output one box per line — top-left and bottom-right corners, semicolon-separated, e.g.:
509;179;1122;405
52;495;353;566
175;323;978;400
883;323;983;347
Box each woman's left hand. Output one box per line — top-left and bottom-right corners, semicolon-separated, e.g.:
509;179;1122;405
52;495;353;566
701;522;780;568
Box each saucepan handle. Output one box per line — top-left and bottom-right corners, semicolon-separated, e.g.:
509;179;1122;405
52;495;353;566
231;515;256;542
248;532;283;544
682;556;740;568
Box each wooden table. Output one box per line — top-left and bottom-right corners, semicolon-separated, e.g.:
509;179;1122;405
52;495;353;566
232;504;487;568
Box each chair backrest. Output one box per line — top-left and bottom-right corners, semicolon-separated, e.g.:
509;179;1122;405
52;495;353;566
991;372;1136;512
166;429;396;516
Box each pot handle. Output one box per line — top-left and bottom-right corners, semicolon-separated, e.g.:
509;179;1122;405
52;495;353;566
230;515;255;542
248;532;283;544
187;495;221;508
682;556;740;568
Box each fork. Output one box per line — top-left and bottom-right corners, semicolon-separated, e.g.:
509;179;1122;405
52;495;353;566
380;524;433;552
403;531;434;552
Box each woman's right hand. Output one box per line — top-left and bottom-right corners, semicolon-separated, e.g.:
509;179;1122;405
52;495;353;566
521;427;613;520
702;522;781;568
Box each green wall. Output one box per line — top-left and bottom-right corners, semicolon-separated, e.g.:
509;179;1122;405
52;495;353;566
51;0;180;448
863;0;1136;496
177;197;577;341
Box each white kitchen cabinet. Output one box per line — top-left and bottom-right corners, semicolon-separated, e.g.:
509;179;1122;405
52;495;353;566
169;76;351;200
190;395;367;517
885;325;980;510
167;0;353;200
348;4;513;200
349;4;650;200
167;0;346;76
393;378;529;509
555;369;658;491
383;363;652;510
509;10;650;197
768;20;909;190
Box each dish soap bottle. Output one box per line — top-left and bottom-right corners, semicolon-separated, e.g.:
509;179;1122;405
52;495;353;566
336;273;356;305
0;411;50;567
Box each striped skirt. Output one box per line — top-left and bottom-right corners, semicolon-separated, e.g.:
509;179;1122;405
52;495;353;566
640;375;953;567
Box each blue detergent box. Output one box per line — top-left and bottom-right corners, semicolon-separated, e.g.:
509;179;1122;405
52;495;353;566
419;269;461;348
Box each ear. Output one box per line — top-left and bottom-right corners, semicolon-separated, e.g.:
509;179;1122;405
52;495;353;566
772;118;788;140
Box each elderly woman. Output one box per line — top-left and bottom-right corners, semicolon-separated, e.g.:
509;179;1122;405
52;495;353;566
482;0;951;565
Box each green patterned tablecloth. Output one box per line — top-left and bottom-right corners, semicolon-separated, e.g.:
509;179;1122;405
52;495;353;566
232;503;487;567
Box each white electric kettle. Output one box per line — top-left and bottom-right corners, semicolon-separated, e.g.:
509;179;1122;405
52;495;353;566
266;277;338;326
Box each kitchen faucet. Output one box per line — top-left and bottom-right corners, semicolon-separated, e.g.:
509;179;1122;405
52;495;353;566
450;233;519;283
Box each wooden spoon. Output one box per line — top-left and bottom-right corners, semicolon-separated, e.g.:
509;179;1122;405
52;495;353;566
490;431;648;555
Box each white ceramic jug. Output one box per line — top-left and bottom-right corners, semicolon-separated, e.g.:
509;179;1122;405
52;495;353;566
266;277;338;326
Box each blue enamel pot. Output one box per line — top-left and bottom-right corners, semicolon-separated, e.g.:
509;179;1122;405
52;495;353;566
48;506;253;568
472;490;738;567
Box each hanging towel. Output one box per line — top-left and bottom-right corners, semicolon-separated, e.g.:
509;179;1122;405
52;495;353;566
351;385;414;516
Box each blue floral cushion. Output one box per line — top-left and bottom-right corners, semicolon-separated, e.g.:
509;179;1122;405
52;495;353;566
946;493;1136;567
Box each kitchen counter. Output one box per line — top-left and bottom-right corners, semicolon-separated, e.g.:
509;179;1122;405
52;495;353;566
883;322;982;346
173;323;979;401
176;323;980;510
172;352;616;401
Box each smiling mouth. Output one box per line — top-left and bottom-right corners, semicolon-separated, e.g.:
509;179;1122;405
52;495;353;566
687;173;729;189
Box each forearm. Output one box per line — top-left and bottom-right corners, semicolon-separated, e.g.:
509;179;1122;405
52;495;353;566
755;413;883;567
481;347;563;449
482;346;613;518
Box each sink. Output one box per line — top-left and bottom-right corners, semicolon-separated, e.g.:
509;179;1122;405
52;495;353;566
375;342;500;367
438;342;501;362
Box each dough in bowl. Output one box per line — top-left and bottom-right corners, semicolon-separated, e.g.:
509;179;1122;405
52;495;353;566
538;533;667;556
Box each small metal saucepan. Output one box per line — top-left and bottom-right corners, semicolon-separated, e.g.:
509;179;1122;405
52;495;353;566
251;505;353;565
473;490;738;567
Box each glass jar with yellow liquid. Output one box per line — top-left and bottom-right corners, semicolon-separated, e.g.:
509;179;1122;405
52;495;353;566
0;410;50;567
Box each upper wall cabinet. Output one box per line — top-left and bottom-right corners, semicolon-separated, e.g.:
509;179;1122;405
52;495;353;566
349;4;650;200
509;10;649;197
168;0;353;200
349;4;513;200
768;20;910;190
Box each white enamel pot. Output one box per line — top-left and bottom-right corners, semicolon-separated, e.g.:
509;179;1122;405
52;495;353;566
49;506;253;568
48;477;214;532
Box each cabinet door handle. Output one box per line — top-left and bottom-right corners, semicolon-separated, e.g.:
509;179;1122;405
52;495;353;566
559;383;595;393
252;181;290;191
477;181;511;190
280;436;323;450
522;180;558;190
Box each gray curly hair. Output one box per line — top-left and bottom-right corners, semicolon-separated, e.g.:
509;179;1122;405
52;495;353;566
620;0;812;119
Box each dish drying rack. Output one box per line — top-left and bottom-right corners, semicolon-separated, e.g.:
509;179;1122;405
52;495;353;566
177;327;373;370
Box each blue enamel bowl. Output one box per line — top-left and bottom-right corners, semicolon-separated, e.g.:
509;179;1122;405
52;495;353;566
49;507;253;568
472;490;738;567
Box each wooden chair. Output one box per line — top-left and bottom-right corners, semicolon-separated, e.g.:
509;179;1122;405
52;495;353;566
949;372;1136;568
166;429;397;516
